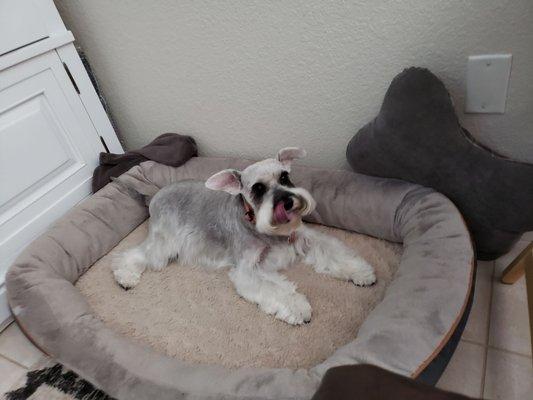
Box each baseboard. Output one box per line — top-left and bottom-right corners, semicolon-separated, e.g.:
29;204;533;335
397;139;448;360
0;285;13;332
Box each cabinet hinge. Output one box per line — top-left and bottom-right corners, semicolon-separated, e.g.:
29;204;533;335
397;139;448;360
100;136;110;153
62;62;80;94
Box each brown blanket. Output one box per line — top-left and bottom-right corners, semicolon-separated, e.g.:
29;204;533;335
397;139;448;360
312;365;477;400
92;133;197;192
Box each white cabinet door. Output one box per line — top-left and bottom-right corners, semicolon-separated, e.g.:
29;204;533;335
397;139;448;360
0;0;49;56
0;50;106;287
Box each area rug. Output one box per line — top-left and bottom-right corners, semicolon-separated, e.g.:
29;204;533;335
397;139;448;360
3;359;112;400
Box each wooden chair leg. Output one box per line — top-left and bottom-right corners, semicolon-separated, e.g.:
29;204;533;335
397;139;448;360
500;242;533;284
525;247;533;365
499;241;533;365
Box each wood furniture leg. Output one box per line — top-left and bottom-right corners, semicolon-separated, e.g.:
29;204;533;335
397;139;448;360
527;250;533;365
500;242;533;284
500;242;533;364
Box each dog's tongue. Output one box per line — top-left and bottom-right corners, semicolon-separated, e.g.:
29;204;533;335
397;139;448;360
274;202;291;224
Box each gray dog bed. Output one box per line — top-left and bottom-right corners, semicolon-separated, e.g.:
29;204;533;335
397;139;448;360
6;158;474;400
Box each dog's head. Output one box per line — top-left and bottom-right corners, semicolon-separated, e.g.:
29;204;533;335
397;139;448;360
205;147;316;236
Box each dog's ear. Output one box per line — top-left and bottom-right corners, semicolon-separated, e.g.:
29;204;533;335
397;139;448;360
205;169;242;195
277;147;306;168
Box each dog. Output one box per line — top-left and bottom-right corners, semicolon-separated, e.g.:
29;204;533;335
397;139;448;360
112;148;376;325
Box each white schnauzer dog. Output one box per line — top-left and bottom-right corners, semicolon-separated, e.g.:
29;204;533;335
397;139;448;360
113;148;376;325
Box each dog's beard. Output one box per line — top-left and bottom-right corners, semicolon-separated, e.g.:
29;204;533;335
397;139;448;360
255;189;316;236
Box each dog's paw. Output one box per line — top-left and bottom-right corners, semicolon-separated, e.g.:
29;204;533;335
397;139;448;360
113;268;141;289
268;292;312;325
350;258;377;287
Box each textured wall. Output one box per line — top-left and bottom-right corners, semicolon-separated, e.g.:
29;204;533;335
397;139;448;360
55;0;533;169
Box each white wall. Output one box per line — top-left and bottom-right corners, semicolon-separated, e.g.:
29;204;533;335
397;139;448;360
55;0;533;169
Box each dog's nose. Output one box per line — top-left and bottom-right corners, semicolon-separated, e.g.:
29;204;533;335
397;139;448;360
283;197;294;211
273;190;296;211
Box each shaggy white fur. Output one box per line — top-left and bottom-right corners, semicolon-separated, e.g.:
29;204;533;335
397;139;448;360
113;148;376;325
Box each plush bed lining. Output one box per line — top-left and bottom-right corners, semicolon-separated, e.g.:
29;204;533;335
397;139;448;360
76;221;403;369
411;255;475;379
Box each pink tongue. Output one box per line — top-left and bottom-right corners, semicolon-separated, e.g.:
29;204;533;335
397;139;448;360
274;202;290;224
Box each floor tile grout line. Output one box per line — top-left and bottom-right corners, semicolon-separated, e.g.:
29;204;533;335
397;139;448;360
479;260;495;397
461;338;486;347
0;352;29;370
486;345;533;359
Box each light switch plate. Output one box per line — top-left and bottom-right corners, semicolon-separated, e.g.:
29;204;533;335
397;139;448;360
465;54;512;114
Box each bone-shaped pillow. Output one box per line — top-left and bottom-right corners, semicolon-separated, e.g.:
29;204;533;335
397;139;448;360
347;67;533;260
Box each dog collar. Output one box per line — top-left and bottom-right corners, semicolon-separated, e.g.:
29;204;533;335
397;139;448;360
241;196;256;224
288;231;297;244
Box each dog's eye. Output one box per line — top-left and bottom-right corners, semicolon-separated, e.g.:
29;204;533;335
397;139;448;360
279;171;292;186
251;182;267;197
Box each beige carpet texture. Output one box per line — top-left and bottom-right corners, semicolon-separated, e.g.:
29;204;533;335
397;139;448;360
76;221;402;369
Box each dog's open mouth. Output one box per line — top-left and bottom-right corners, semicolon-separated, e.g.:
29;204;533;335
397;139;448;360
273;201;296;225
257;192;314;235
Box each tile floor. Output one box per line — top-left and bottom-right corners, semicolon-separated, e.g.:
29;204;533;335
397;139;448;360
0;240;531;399
0;320;45;395
436;240;533;399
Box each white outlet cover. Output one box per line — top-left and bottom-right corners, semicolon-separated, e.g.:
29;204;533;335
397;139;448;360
465;54;512;114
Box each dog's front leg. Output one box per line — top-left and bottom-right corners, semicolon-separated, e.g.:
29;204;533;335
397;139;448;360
299;226;377;286
229;252;311;325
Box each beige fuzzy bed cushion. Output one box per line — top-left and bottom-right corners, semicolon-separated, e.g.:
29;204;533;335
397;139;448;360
76;221;402;369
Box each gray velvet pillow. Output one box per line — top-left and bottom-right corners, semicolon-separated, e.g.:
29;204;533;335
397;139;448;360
347;67;533;260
